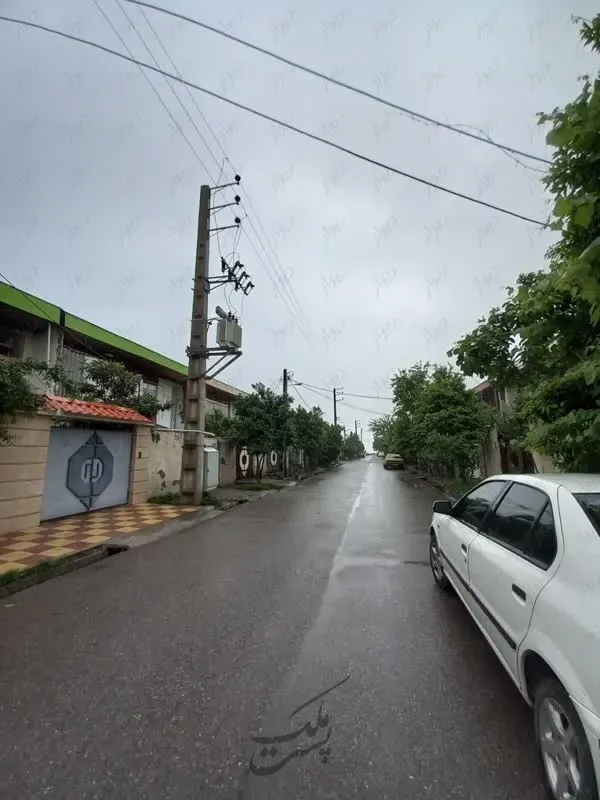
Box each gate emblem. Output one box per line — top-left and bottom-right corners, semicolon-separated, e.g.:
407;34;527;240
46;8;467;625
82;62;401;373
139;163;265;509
81;457;104;483
67;433;114;510
239;447;250;477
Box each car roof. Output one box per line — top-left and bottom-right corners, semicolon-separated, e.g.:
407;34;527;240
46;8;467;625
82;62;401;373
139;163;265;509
486;473;600;494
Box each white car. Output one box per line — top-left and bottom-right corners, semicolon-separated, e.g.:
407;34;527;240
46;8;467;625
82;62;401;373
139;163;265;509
429;474;600;800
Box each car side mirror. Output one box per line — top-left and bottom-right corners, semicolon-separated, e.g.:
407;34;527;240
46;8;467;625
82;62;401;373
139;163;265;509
432;500;453;515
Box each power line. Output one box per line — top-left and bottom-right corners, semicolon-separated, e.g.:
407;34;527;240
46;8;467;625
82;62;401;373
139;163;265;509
126;0;552;167
241;227;317;347
0;15;548;228
124;1;318;347
129;0;223;173
297;380;394;401
241;221;317;349
90;0;215;182
291;383;311;410
339;399;391;417
120;4;318;349
62;9;317;348
299;383;391;417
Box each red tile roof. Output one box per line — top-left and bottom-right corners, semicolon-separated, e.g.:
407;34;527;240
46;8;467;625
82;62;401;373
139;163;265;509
43;395;153;424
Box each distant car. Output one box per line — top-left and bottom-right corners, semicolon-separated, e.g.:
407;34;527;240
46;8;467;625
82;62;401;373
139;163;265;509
428;473;600;800
383;453;404;470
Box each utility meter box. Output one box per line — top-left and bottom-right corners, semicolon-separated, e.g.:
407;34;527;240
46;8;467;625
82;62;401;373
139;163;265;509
203;446;219;492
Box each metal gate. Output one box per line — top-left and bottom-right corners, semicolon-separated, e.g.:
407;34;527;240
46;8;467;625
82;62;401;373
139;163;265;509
42;427;133;521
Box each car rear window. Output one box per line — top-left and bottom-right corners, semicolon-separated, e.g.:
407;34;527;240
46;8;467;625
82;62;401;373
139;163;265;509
574;493;600;536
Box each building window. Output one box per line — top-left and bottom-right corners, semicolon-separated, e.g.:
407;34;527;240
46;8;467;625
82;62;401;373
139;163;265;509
140;379;158;398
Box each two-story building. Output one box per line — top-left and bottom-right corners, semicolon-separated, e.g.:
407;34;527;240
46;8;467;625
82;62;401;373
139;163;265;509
0;281;245;533
0;281;244;424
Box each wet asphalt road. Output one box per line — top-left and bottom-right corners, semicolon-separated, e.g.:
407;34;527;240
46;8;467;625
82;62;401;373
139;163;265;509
0;457;545;799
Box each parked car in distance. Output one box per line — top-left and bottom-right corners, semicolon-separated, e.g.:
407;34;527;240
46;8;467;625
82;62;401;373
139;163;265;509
383;453;404;470
428;473;600;800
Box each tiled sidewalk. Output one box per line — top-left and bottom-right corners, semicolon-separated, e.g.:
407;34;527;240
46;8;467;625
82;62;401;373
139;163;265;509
0;504;198;575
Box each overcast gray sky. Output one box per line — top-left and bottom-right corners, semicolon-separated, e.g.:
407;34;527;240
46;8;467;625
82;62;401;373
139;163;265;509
1;0;597;449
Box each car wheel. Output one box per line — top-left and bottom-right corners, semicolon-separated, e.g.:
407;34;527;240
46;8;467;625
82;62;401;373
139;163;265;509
429;533;450;592
534;677;598;800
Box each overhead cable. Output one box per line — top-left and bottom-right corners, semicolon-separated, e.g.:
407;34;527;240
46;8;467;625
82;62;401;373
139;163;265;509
125;0;552;166
0;16;548;227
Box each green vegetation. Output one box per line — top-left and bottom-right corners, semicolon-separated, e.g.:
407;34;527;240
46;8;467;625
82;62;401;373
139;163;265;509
450;14;600;472
0;356;169;444
206;383;347;480
373;16;600;477
370;363;493;480
147;492;181;505
235;481;284;491
0;558;57;588
0;359;69;444
75;359;170;420
341;431;365;460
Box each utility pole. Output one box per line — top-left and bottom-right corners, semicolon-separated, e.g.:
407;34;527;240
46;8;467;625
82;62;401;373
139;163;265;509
333;387;338;426
354;420;358;436
180;185;211;506
282;368;289;477
333;385;343;426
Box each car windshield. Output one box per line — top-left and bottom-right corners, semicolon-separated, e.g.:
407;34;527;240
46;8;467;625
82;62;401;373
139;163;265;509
574;493;600;536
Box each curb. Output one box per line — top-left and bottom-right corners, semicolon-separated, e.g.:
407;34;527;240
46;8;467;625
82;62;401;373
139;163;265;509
0;465;343;597
0;545;110;600
417;473;457;502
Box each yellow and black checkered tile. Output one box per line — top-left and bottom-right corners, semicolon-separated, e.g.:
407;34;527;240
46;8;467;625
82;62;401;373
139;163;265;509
0;504;198;575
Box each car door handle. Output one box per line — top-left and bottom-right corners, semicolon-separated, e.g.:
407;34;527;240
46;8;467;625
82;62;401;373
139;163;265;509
461;544;467;553
512;584;526;601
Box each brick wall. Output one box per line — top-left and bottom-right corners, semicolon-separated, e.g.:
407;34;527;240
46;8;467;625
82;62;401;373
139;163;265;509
0;414;51;535
128;425;151;505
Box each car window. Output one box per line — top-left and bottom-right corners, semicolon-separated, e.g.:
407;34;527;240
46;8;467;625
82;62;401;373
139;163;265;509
482;483;548;555
574;493;600;537
453;480;507;529
525;502;557;567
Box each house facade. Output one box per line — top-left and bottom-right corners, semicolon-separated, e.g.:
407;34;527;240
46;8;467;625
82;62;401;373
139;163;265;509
474;379;557;476
0;281;244;425
0;282;246;532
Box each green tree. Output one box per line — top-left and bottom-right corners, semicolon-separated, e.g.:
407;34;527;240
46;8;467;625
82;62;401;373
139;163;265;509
389;362;433;464
0;359;70;444
380;362;492;476
369;415;393;453
450;15;600;471
292;405;327;470
341;431;365;460
76;359;170;420
321;423;343;466
229;383;293;480
205;409;234;439
411;366;493;478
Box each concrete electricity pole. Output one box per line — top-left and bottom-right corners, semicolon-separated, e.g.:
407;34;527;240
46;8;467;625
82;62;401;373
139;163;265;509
282;368;289;477
180;184;211;506
354;420;358;435
332;385;343;426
